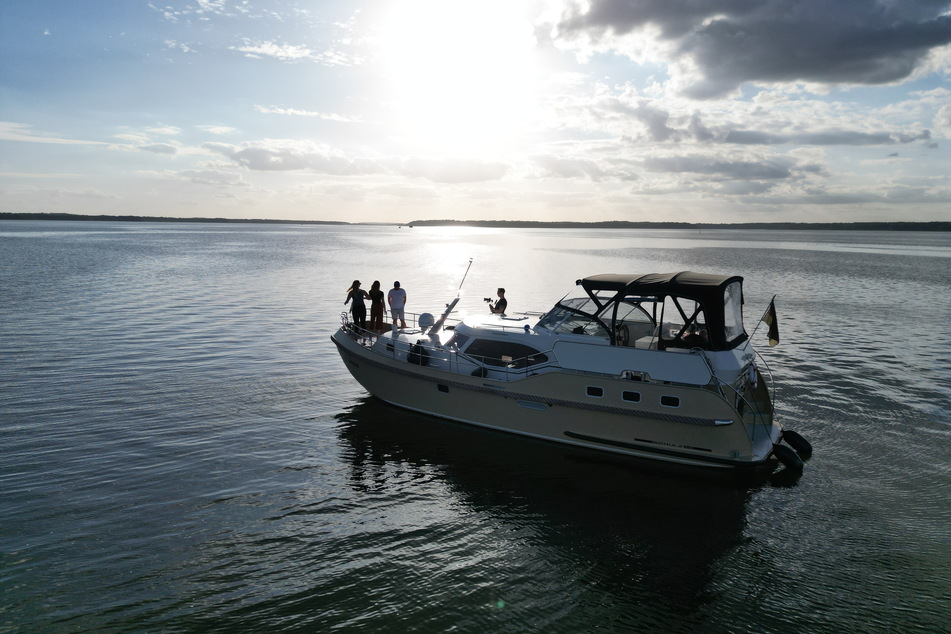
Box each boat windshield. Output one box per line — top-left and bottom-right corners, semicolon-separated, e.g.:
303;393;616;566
609;298;656;326
536;297;609;337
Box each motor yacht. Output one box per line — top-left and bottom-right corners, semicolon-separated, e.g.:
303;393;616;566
331;271;811;471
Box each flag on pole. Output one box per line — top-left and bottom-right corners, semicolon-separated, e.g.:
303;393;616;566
761;297;779;347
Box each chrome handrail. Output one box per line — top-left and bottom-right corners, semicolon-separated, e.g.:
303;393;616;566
464;320;534;335
691;345;772;446
717;380;772;445
690;348;725;398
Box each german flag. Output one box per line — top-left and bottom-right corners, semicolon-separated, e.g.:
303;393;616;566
761;297;779;347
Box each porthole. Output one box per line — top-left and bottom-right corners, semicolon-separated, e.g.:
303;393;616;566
437;384;449;393
586;386;604;398
660;395;680;408
622;391;641;403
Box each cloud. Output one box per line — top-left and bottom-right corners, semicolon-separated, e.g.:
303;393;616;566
603;96;937;148
164;40;194;53
196;125;237;135
234;41;316;62
710;180;779;196
114;132;151;144
177;169;249;186
201;140;507;183
554;0;951;98
569;92;937;152
628;102;680;142
642;154;800;180
0;122;107;145
254;105;360;122
202;140;382;174
151;0;313;23
532;154;607;180
724;129;932;146
151;0;233;22
232;40;361;66
140;143;178;155
146;126;181;136
47;186;116;199
398;158;510;184
0;171;83;179
744;184;951;206
137;167;250;187
937;104;951;129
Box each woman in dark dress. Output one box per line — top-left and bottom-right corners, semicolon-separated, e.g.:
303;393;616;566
368;280;385;332
344;280;370;331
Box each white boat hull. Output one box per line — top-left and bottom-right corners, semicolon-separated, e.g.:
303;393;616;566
332;329;780;469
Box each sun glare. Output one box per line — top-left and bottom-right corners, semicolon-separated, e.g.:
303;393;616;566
377;0;540;156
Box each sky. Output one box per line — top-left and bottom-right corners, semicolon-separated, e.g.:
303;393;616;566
1;0;950;224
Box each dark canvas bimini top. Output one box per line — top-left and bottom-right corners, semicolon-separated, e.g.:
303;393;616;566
577;271;747;350
579;271;743;306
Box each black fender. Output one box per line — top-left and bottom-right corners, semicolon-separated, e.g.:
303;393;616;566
772;444;803;472
782;429;813;459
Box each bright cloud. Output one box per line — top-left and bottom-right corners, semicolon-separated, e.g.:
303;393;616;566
254;105;360;122
196;125;238;135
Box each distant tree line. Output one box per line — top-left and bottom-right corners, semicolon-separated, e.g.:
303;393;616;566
2;212;948;231
0;212;352;225
406;219;951;231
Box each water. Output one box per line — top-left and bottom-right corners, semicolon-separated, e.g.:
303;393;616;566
2;221;949;632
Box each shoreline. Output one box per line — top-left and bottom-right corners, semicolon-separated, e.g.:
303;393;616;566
2;212;948;232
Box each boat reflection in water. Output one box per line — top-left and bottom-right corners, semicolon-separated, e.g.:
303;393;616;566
333;397;756;614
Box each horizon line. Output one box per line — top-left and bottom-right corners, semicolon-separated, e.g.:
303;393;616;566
2;212;949;232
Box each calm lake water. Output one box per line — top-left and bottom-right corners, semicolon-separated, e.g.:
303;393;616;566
2;221;949;632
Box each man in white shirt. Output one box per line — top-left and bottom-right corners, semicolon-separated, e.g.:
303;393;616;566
387;281;408;329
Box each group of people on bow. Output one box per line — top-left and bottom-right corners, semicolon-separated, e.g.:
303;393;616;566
344;281;507;334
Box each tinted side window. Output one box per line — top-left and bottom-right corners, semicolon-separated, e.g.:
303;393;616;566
447;333;469;350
